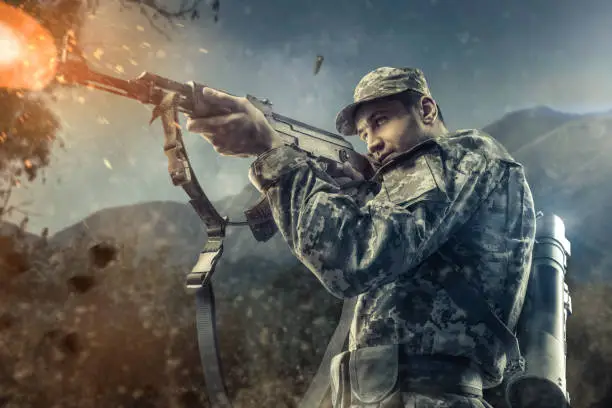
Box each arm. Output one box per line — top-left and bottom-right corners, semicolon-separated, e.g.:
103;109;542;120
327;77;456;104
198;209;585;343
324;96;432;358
249;141;507;299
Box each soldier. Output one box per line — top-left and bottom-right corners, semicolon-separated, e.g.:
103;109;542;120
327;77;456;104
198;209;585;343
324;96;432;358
186;67;536;408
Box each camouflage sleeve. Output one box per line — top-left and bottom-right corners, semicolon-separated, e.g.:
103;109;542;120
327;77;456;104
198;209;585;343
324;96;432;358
249;144;506;299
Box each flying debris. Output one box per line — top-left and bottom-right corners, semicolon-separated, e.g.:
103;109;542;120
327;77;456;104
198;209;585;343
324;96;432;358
314;54;324;75
211;0;220;22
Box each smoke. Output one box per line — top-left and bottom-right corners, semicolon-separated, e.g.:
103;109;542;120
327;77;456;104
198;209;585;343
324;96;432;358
8;1;369;234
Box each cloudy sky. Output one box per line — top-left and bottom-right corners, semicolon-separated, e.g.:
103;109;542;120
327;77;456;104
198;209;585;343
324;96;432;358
11;0;612;233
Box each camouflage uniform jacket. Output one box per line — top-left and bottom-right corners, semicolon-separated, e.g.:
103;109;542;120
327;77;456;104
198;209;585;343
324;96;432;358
248;129;536;387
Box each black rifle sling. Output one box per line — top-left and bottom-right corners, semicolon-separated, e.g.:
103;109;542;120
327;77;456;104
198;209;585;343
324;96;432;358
153;91;349;408
154;93;232;408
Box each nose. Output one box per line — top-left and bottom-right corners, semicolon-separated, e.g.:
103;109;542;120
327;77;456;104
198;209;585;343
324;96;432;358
367;135;384;155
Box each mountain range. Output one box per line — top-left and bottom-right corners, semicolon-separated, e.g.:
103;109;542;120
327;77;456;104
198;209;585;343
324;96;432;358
37;104;612;282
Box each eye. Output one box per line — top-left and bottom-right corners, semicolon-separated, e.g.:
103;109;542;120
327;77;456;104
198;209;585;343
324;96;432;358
373;116;388;127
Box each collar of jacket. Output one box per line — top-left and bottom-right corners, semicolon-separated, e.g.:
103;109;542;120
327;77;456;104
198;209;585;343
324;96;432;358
368;137;440;181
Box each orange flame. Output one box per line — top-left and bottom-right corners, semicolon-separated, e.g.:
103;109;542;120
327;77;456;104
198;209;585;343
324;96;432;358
0;3;58;91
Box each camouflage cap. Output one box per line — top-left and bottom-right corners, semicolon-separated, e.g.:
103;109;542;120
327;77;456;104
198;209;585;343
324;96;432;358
335;67;433;136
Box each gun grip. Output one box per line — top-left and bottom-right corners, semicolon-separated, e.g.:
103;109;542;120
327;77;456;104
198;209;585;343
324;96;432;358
244;194;278;242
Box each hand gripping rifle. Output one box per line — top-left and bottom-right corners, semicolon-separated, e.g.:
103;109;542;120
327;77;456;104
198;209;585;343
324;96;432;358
56;35;372;408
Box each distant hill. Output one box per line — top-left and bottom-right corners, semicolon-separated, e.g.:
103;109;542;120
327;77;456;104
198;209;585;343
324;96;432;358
48;183;298;270
482;105;582;154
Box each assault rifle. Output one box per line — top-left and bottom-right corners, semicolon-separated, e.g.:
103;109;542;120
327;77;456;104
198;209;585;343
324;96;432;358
56;34;372;408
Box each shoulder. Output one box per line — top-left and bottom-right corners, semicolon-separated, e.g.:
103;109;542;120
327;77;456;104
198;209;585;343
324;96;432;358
424;130;522;201
435;129;519;165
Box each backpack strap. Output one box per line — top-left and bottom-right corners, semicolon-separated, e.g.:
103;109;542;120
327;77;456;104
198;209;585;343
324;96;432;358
439;268;525;376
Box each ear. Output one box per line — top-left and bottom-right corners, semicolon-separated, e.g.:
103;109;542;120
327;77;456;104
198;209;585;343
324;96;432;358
419;96;438;125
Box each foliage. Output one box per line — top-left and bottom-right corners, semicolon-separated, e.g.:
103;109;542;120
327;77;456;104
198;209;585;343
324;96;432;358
0;225;338;407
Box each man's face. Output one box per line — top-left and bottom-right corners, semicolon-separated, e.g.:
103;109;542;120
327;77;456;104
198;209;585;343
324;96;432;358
355;98;424;163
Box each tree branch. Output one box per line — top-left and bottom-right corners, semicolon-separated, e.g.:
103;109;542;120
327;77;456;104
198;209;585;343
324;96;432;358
121;0;207;19
111;0;210;40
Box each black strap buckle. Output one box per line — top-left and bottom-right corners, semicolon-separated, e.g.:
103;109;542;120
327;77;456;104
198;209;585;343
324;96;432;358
185;236;224;294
